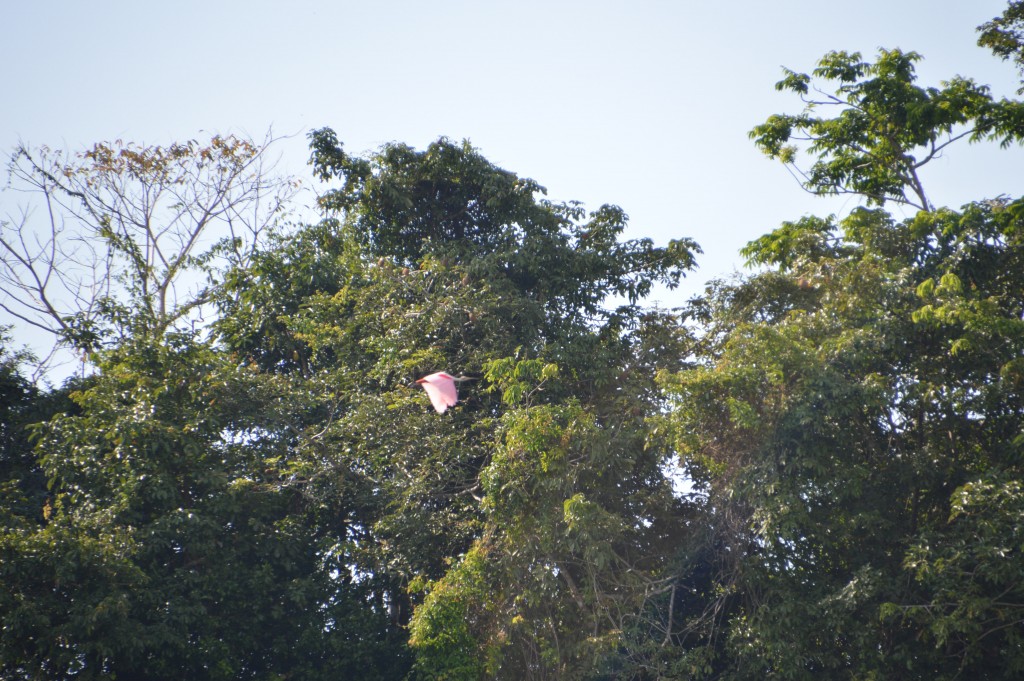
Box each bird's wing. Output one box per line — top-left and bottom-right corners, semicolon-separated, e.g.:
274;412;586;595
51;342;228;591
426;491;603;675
420;375;459;413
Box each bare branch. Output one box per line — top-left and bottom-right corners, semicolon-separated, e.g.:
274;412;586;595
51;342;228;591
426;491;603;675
1;130;300;377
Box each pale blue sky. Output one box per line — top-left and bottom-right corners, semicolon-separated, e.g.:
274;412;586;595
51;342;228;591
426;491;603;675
2;1;1021;324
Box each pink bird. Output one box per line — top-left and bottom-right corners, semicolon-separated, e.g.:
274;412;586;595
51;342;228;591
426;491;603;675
416;372;461;413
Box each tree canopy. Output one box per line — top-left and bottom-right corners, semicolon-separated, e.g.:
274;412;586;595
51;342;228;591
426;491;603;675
749;47;1024;210
2;5;1023;680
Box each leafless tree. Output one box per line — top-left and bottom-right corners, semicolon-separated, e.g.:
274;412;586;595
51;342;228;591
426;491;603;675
1;131;299;376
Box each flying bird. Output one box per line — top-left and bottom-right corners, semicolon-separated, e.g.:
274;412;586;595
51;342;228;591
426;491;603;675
416;372;462;413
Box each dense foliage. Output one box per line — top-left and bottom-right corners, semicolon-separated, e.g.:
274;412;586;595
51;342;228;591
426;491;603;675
659;200;1024;679
1;6;1023;679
